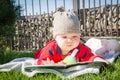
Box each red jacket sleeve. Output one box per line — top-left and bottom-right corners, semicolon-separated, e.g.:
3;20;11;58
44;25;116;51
34;39;55;59
77;43;102;62
34;39;56;65
36;50;53;65
34;49;42;59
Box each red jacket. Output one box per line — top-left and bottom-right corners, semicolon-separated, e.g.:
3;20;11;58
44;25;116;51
34;39;101;65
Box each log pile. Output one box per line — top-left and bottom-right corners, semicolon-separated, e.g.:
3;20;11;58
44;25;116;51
79;4;120;37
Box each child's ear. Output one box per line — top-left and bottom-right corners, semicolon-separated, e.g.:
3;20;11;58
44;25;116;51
101;39;108;46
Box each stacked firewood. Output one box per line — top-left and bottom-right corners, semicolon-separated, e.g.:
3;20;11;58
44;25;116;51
79;4;120;37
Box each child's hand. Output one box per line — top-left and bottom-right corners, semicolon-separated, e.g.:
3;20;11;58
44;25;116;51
41;58;55;65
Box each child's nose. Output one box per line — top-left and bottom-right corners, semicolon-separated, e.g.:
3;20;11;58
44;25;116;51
67;38;72;42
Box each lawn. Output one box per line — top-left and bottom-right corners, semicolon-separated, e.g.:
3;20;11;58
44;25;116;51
0;51;120;80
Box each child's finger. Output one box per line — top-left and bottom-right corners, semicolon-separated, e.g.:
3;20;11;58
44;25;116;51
47;58;55;64
47;58;51;63
50;60;55;64
41;60;47;65
46;58;52;64
47;58;50;61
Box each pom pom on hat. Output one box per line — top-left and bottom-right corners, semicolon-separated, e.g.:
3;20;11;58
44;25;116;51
53;11;80;37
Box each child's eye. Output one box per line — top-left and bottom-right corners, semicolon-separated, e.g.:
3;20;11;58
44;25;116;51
72;36;78;38
62;36;67;38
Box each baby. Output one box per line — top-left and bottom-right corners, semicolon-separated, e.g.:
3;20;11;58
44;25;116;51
34;11;109;65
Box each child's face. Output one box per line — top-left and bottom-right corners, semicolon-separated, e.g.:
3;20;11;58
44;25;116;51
55;33;80;55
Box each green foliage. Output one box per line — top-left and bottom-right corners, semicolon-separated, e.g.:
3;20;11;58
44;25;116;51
0;0;20;27
0;0;20;36
0;36;13;53
0;0;21;52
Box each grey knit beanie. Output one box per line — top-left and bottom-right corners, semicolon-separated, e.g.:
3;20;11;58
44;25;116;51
53;11;80;37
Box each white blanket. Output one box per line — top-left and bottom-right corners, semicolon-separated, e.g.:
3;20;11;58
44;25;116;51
85;38;120;63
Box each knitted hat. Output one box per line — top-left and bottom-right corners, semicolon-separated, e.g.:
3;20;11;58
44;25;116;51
53;11;80;37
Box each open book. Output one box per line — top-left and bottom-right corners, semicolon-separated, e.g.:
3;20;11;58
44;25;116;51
24;61;107;79
25;61;106;70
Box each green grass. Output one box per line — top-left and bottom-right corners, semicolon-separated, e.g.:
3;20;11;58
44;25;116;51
0;51;120;80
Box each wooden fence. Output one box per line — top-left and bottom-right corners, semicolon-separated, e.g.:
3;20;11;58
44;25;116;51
12;0;120;51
